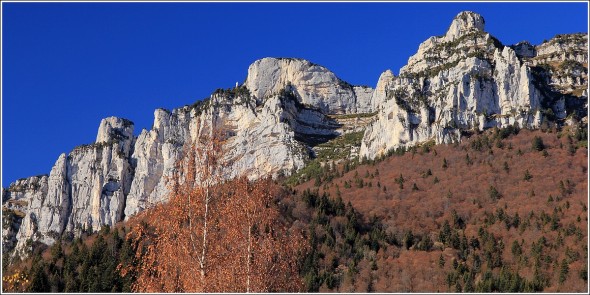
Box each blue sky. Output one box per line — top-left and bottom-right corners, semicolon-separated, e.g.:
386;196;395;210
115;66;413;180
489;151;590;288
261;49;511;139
2;2;588;186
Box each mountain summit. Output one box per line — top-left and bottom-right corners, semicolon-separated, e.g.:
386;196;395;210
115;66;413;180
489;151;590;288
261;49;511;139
360;11;587;158
445;11;486;41
245;57;373;114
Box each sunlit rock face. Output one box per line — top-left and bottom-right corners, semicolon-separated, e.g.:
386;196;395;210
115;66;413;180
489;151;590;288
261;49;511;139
4;57;375;257
360;11;587;159
245;57;375;114
9;117;135;257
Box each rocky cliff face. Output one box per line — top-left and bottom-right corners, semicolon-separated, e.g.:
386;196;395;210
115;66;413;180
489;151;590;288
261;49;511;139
530;34;588;97
4;118;136;257
123;88;327;217
3;176;47;254
360;11;588;159
124;108;193;218
3;58;375;257
3;11;587;259
245;57;375;114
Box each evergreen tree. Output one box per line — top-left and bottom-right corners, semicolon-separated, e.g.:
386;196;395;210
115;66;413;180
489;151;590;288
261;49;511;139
579;267;588;283
532;136;545;151
439;220;452;245
511;240;522;258
396;173;405;189
27;257;49;292
403;230;414;250
50;242;64;262
488;186;501;201
438;254;446;268
523;169;532;181
559;259;569;284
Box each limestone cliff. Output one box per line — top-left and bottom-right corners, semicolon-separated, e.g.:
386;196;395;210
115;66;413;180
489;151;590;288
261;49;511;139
3;59;374;257
360;11;587;159
245;57;375;114
4;117;135;257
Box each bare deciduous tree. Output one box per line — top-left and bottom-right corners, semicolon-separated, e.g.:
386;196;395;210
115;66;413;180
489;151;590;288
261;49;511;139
219;177;306;292
121;121;306;292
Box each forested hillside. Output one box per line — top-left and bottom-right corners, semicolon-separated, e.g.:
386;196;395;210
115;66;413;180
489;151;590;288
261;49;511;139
3;125;587;292
291;125;588;292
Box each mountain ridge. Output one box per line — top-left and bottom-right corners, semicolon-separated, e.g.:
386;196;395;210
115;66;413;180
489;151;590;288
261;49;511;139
2;11;588;260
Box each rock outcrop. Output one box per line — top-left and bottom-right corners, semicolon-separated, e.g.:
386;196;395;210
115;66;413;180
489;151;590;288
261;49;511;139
123;88;329;217
530;34;588;97
510;41;536;58
360;11;587;159
371;70;395;112
7;117;136;257
3;176;47;255
444;11;485;42
124;108;193;217
245;57;375;114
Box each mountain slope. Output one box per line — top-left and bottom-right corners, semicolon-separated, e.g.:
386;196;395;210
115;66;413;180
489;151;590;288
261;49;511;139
293;126;588;292
5;126;586;292
2;11;587;261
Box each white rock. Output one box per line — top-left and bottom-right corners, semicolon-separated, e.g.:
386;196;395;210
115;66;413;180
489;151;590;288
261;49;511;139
445;11;485;42
372;70;395;111
9;118;135;257
511;41;536;58
353;86;375;113
4;175;48;256
245;57;374;114
360;12;546;159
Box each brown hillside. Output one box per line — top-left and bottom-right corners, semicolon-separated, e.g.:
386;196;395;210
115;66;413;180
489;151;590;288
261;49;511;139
4;126;587;293
295;126;588;292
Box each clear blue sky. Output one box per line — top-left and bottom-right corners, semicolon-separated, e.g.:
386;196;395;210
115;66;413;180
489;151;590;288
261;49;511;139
2;2;588;186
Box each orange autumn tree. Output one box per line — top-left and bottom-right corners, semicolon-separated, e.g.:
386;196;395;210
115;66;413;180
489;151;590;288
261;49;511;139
121;120;306;292
217;176;306;292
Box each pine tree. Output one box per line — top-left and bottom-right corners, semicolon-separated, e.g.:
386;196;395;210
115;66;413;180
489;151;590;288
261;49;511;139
579;267;588;282
50;242;64;263
532;136;545;151
438;254;446;268
523;169;532;181
403;231;414;250
511;240;522;258
489;185;501;201
396;173;405;189
27;256;49;292
439;220;452;246
559;259;569;284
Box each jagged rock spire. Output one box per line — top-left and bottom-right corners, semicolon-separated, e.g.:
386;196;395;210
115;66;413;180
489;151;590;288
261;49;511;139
445;11;485;41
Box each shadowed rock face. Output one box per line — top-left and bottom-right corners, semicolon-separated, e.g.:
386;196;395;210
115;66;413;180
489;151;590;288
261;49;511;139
3;11;587;259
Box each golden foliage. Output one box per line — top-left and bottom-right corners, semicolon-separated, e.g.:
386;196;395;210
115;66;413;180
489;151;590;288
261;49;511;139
2;272;29;292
